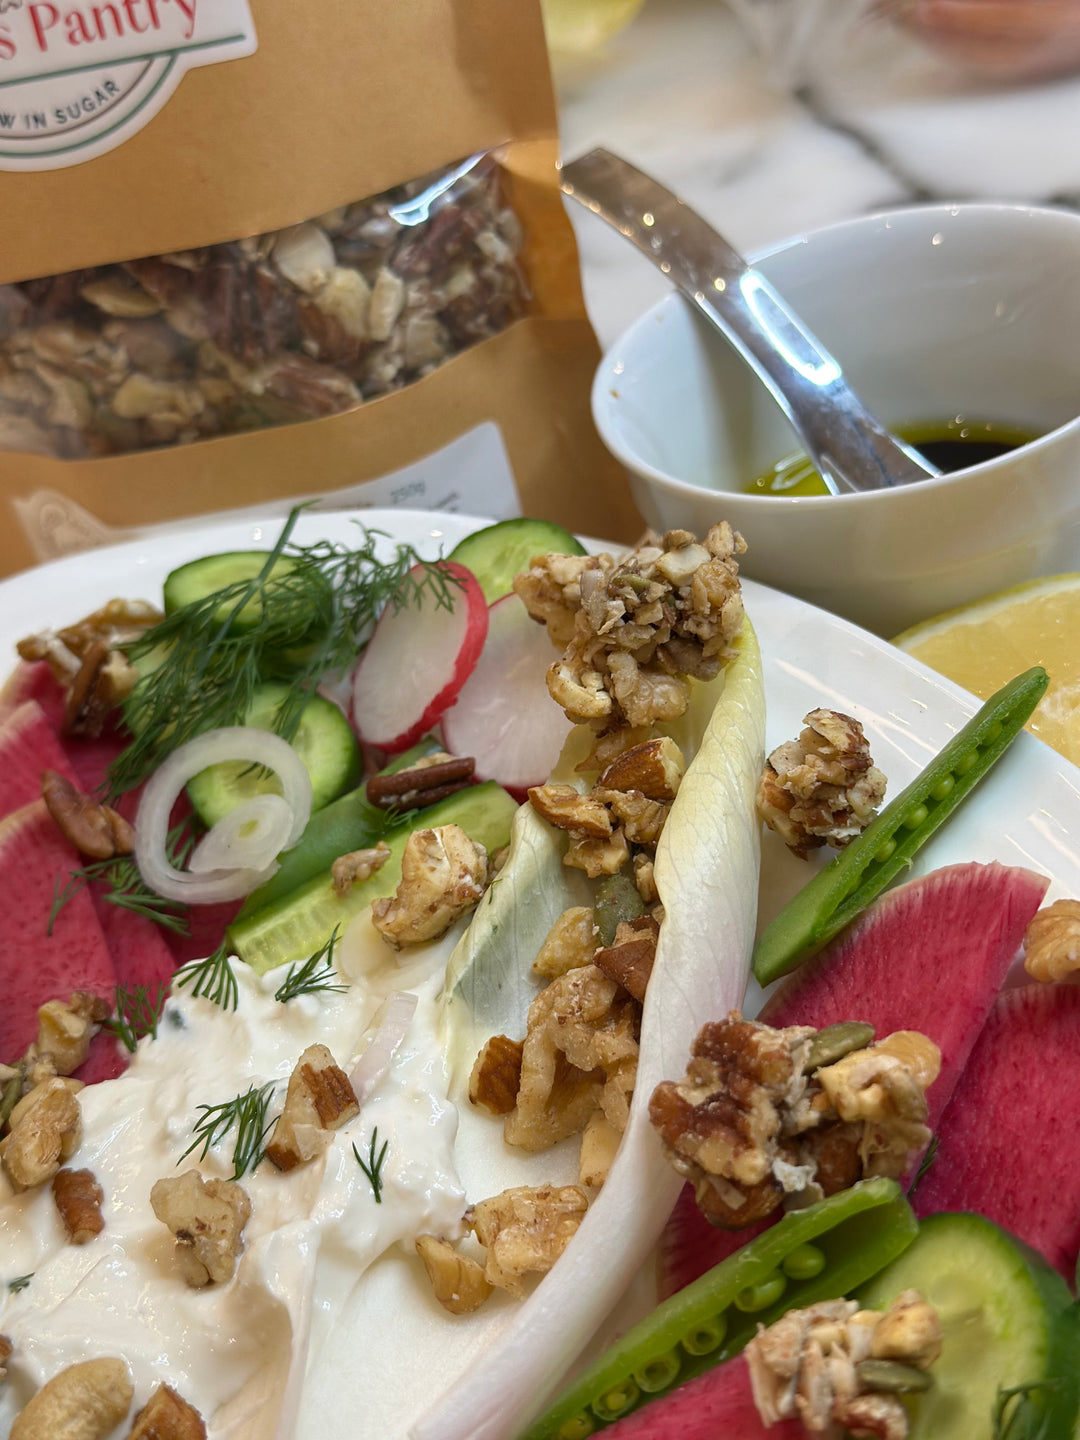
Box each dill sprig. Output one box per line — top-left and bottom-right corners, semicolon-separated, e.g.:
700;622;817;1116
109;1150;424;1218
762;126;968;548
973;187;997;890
103;984;167;1053
274;926;347;1003
352;1127;389;1204
992;1380;1065;1440
175;942;239;1012
179;1081;277;1182
108;507;461;800
907;1134;939;1197
7;1274;32;1294
47;815;197;937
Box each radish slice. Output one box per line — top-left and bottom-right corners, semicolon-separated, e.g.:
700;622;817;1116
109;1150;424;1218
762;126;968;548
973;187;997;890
349;991;418;1103
442;592;572;798
351;562;488;753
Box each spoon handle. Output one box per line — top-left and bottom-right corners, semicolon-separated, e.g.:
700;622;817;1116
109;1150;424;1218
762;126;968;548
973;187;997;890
561;148;937;495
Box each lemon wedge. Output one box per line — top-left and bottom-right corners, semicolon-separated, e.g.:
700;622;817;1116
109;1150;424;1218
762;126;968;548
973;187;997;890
893;574;1080;766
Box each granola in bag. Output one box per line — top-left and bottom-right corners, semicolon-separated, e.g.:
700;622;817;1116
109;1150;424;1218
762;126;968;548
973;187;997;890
0;0;638;573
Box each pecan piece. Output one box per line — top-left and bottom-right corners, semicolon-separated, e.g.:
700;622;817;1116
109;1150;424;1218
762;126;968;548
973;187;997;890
366;754;475;810
593;915;659;1003
127;1384;207;1440
265;1044;360;1172
42;769;133;860
52;1167;105;1243
469;1035;524;1115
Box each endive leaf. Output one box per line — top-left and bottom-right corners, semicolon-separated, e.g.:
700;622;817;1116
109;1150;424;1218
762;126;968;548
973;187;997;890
415;621;765;1440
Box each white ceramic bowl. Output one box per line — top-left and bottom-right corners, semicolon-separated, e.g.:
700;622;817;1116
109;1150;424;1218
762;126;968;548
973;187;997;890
592;203;1080;635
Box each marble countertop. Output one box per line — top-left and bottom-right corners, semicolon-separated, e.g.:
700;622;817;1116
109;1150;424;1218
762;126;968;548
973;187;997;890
555;0;1080;350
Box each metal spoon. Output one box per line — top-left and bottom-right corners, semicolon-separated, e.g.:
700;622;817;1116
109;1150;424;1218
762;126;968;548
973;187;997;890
560;148;938;495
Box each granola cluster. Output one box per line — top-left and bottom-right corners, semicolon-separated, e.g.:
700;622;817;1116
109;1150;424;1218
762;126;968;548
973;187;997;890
0;156;526;458
514;524;746;733
746;1291;942;1439
648;1015;939;1228
757;708;887;858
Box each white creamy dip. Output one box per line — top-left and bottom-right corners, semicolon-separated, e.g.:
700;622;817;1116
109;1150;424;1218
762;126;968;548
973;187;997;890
0;932;472;1439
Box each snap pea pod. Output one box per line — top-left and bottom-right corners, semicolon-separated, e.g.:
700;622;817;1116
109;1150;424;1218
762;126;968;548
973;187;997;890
518;1177;917;1440
752;665;1048;987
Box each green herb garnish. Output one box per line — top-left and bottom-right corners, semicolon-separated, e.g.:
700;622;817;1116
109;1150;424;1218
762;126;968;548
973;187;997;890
352;1127;389;1204
47;815;197;936
103;984;167;1053
274;926;347;1003
175;942;239;1012
179;1081;276;1181
907;1134;939;1197
993;1380;1065;1439
109;508;461;799
7;1274;32;1294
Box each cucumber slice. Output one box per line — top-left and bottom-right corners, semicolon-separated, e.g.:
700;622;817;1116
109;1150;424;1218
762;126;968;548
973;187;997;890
163;551;308;631
858;1213;1079;1439
187;683;361;828
229;781;519;973
448;518;586;604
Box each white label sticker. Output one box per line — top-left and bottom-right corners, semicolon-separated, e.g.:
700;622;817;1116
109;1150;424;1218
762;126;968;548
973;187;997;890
0;0;256;171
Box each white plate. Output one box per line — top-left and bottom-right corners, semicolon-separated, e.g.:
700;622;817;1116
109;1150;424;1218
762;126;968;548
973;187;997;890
4;506;1079;935
2;508;1079;1437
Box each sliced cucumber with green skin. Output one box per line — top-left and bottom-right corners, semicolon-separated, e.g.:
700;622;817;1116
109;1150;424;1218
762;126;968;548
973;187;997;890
858;1213;1080;1439
448;518;586;604
229;780;519;973
187;683;361;828
235;735;444;918
163;551;306;630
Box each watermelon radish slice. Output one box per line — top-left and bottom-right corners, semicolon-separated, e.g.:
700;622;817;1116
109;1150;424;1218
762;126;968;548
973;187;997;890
913;983;1080;1279
0;659;66;732
441;593;571;799
0;800;116;1064
0;700;80;814
659;863;1047;1297
94;896;177;993
598;1354;801;1440
61;727;128;801
351;562;488;752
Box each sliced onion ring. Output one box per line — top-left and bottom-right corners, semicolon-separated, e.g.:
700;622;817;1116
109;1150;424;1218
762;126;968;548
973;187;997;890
134;726;314;904
188;793;295;875
349;991;418;1104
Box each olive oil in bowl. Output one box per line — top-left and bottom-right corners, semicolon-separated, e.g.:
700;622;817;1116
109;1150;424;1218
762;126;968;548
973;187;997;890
746;419;1038;497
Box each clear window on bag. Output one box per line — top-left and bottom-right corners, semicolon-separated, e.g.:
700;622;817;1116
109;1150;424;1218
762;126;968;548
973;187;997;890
0;151;528;459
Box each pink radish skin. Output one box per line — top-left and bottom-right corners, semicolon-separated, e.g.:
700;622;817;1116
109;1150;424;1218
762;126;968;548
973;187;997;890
351;562;488;753
442;593;571;799
914;983;1080;1279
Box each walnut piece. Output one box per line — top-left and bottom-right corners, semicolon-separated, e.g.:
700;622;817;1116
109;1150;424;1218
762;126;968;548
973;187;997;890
598;735;685;802
41;769;134;860
265;1044;359;1172
126;1384;207;1440
0;1076;82;1191
563;828;631;879
52;1167;105;1243
1023;898;1080;982
505;964;639;1156
757;709;887;858
150;1170;251;1287
527;784;612;838
330;840;391;896
468;1184;588;1297
746;1291;940;1440
532;906;596;979
34;991;111;1076
9;1357;133;1440
468;1035;524;1116
415;1235;493;1314
370;824;488;948
649;1015;938;1228
517;525;745;732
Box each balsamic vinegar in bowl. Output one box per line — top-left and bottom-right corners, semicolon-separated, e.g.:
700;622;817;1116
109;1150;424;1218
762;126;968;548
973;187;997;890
746;420;1039;497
